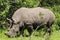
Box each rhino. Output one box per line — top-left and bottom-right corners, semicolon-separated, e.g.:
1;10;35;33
5;7;55;37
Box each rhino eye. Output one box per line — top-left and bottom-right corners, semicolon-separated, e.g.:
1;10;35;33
17;22;20;24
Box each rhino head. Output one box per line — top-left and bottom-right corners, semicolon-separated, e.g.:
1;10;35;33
5;18;20;37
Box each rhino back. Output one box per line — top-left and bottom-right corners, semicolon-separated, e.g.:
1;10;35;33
12;7;55;25
20;7;51;24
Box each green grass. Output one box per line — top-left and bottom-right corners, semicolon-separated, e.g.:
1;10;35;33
50;31;60;40
0;5;60;40
0;29;60;40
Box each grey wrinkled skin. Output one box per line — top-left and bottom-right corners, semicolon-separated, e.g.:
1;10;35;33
5;7;55;37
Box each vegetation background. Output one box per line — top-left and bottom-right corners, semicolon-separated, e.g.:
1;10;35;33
0;0;60;40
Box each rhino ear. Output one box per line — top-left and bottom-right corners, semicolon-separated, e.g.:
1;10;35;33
7;18;13;23
6;18;14;29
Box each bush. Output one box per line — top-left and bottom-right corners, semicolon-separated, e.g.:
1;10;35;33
52;5;60;13
51;6;60;30
0;0;60;29
38;0;60;7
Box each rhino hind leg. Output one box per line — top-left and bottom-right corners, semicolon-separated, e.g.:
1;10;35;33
46;21;54;35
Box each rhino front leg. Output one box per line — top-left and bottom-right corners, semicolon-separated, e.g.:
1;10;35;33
44;21;54;35
19;26;25;37
26;24;33;36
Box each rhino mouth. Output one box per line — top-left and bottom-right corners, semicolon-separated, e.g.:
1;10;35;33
5;32;11;37
5;32;17;38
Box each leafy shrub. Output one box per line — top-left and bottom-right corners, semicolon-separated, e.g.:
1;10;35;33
51;6;60;30
52;5;60;13
55;14;60;27
39;0;60;7
0;0;60;29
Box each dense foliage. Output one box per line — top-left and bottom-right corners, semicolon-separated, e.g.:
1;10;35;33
0;0;60;31
0;0;60;40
